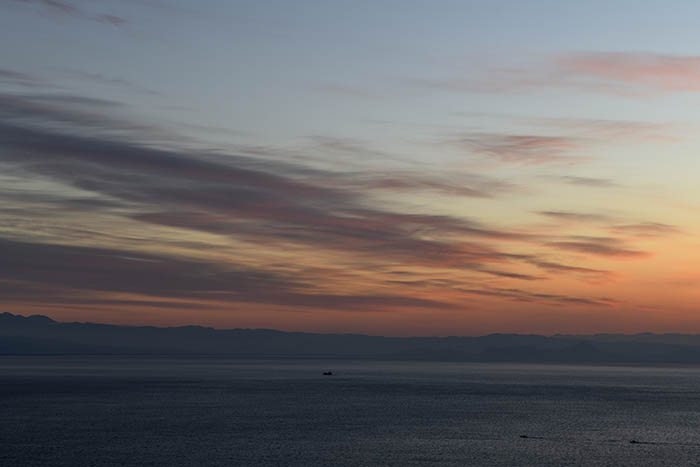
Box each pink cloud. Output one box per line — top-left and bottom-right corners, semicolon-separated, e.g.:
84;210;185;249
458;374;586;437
557;52;700;93
421;51;700;97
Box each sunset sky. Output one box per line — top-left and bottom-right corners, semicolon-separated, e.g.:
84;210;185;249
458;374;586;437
3;1;700;335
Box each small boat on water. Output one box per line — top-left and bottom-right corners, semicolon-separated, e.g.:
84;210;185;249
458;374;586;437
322;371;333;376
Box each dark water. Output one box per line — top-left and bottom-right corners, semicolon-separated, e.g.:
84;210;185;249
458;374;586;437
3;358;700;466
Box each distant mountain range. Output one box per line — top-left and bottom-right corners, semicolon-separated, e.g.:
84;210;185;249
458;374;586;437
5;312;700;363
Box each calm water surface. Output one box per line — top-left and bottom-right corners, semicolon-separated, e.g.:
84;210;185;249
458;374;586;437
2;357;700;466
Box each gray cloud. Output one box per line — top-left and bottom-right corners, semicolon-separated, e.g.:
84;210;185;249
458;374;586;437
327;170;519;199
482;270;545;281
68;71;160;96
0;108;542;284
527;260;611;277
459;286;618;308
95;14;127;26
547;239;648;258
0;68;39;88
0;238;457;312
0;87;656;318
14;0;127;25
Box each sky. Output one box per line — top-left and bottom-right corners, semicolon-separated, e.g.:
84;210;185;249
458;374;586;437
3;0;700;336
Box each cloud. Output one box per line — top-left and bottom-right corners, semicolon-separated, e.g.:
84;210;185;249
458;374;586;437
547;239;649;258
68;71;159;96
327;171;518;199
0;107;541;281
30;0;77;15
13;0;127;25
459;286;617;308
129;210;535;271
446;115;677;168
0;238;457;313
538;211;612;223
316;83;381;100
95;14;127;26
0;92;185;143
534;117;680;142
611;222;680;238
526;260;611;277
453;133;586;165
412;64;633;96
553;176;617;188
309;135;411;165
306;135;521;196
482;270;545;281
0;88;659;319
17;94;124;108
0;237;299;299
557;52;700;94
0;68;39;88
420;51;700;97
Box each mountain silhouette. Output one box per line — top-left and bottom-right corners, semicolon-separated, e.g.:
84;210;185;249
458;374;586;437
4;312;700;363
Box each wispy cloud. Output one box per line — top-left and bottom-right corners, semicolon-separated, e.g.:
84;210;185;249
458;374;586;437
68;71;160;96
0;88;663;319
526;259;611;277
0;92;184;144
483;270;545;281
459;286;618;308
538;211;612;224
325;171;518;199
445;114;678;167
419;51;700;97
0;68;40;88
552;175;617;188
0;238;456;313
557;52;700;94
611;223;680;238
13;0;127;25
28;0;77;15
316;83;382;100
453;133;586;165
95;14;127;26
547;238;649;258
0;104;540;282
534;117;680;141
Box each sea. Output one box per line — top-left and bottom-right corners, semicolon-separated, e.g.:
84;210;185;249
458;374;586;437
2;357;700;466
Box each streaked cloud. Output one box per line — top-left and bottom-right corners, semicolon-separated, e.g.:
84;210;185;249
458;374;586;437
67;71;160;96
0;97;544;290
12;0;127;25
316;83;382;100
459;286;618;308
95;14;127;26
526;260;611;278
0;68;39;88
0;81;666;325
420;51;700;97
553;176;617;188
326;171;518;199
0;238;456;313
611;223;680;238
547;238;649;258
557;52;700;94
453;133;586;165
538;211;612;224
